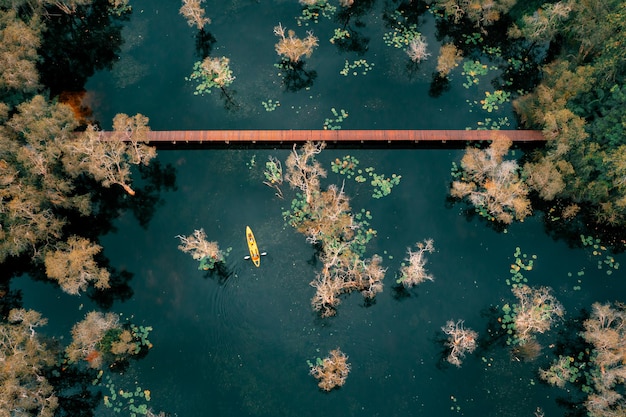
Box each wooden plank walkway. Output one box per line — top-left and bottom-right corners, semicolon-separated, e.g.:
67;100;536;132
101;129;545;144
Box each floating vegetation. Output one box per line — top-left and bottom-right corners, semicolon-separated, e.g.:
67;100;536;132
101;374;153;417
479;90;511;112
296;0;336;26
339;59;374;76
476;117;510;130
176;229;231;270
461;60;493;88
580;234;620;275
186;56;235;95
330;155;358;177
323;107;348;130
263;156;284;198
331;155;401;198
506;246;536;288
330;28;350;44
368;168;401;199
462;32;483;45
383;10;421;49
261;99;280;112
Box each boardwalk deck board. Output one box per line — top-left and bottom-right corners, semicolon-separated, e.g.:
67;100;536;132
99;129;544;144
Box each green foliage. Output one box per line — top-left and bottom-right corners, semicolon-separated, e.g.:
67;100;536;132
339;59;375;76
261;99;280;112
323;107;349;130
383;10;421;48
101;374;153;416
296;0;336;26
330;28;350;44
461;60;493;88
186;56;234;95
479;90;511;112
331;155;401;198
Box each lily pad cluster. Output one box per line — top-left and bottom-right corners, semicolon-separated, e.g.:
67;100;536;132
101;374;152;417
383;10;421;49
323;107;349;130
339;59;374;76
331;155;401;199
261;99;280;112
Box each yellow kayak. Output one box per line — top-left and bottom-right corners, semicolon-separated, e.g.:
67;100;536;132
246;226;260;267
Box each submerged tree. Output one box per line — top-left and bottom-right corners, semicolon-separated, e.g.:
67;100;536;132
176;228;229;270
397;239;435;288
436;43;463;78
66;113;156;196
441;319;478;367
186;56;235;103
44;236;110;295
451;135;531;224
540;302;626;417
0;309;57;417
309;348;351;391
65;311;151;369
507;285;564;345
274;23;318;64
406;34;430;63
179;0;211;30
284;142;384;317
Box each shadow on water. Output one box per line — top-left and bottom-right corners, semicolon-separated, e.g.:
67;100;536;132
279;60;317;93
428;72;451;97
202;262;234;285
45;362;101;417
38;0;129;97
87;260;134;309
195;29;216;59
332;0;377;55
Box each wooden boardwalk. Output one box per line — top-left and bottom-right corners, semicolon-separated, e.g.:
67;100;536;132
102;129;545;144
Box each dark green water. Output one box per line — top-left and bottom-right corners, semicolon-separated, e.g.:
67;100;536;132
13;1;626;416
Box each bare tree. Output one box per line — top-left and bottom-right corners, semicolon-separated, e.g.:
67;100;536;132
179;0;211;30
274;23;318;63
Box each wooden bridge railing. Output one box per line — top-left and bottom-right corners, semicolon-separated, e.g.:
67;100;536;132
100;129;545;144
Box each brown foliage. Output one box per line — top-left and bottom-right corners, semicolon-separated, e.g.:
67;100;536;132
179;0;211;30
0;309;58;417
436;43;463;77
176;228;224;261
441;319;478;367
511;285;564;344
397;239;435;288
451;135;531;224
274;23;318;63
0;10;41;93
65;311;119;368
285;142;385;317
310;349;351;391
44;236;110;295
65;114;156;195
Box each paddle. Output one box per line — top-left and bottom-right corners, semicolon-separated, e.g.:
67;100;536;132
244;252;267;260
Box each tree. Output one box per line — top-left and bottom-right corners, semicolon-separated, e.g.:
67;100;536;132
65;311;151;369
0;309;58;417
273;23;318;63
179;0;211;30
451;135;531;224
397;239;435;288
309;349;351;391
406;34;430;63
44;236;110;295
436;43;463;78
431;0;517;32
176;228;229;270
186;56;235;98
510;285;564;345
441;320;478;367
0;10;42;99
65;113;156;196
284;142;384;317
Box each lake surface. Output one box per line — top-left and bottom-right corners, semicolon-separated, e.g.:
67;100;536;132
14;1;626;416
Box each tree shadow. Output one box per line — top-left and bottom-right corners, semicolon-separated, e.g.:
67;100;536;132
195;29;216;59
38;0;130;97
87;262;134;310
279;60;317;92
202;262;234;285
390;283;412;301
333;1;376;55
45;361;101;417
428;72;451;97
